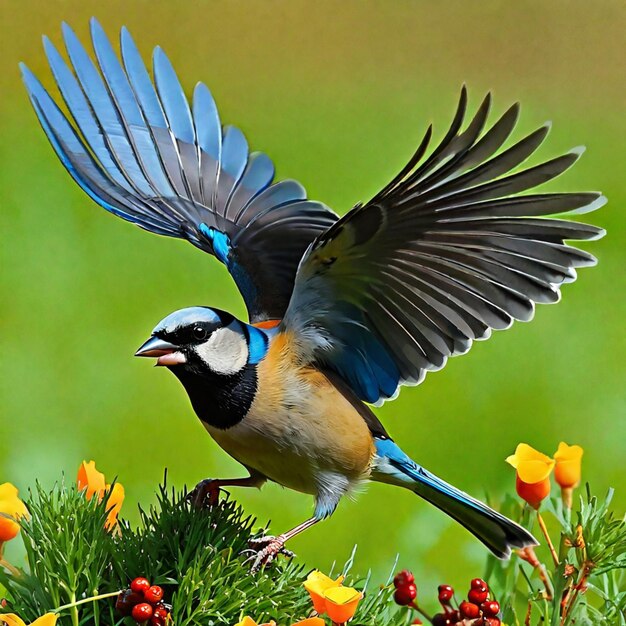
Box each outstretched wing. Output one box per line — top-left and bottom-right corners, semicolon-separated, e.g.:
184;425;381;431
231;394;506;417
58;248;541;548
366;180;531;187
21;19;337;322
282;88;605;405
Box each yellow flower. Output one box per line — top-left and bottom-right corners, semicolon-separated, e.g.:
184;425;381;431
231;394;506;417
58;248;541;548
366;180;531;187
323;586;363;624
553;442;583;490
304;570;344;613
506;443;555;509
0;613;58;626
303;570;362;623
76;461;124;530
0;484;29;543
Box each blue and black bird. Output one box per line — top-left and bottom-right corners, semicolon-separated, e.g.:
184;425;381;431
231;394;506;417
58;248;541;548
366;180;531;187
21;20;604;569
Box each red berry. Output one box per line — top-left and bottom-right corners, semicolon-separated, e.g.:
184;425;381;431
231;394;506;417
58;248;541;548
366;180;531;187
115;590;144;616
150;617;165;626
153;605;169;619
393;570;415;588
481;600;501;616
393;583;417;606
144;585;164;604
132;602;154;623
438;584;454;604
431;614;451;626
471;578;488;591
468;588;489;604
131;577;151;594
459;600;481;619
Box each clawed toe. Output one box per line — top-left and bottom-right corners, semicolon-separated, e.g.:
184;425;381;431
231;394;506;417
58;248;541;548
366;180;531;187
244;535;294;572
187;478;222;508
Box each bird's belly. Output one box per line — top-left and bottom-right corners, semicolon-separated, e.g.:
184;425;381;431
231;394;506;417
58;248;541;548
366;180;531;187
203;378;375;496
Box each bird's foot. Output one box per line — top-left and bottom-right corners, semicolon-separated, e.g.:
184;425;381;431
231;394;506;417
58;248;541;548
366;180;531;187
187;478;222;508
243;534;294;573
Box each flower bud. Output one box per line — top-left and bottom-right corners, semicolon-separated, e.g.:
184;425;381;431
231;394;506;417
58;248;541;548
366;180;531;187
506;443;555;509
553;442;583;508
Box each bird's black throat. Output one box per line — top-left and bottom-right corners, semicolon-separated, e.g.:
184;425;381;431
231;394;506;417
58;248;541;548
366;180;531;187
169;363;257;430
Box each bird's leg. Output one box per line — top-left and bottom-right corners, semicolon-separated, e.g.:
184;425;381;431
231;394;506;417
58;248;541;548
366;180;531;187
246;517;320;573
188;473;266;507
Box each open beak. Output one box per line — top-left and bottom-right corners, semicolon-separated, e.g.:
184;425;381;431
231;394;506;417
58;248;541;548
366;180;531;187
135;336;187;366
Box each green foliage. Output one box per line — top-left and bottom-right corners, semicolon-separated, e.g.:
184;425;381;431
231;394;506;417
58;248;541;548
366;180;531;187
484;487;626;626
0;477;406;626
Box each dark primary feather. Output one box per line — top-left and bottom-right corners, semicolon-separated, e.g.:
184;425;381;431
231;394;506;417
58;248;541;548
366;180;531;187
20;19;337;322
284;87;605;405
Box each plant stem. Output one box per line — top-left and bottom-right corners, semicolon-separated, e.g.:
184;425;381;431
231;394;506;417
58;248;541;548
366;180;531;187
70;592;79;626
411;601;432;624
537;511;559;567
560;563;591;626
524;601;532;626
54;590;121;614
0;558;21;578
537;562;554;600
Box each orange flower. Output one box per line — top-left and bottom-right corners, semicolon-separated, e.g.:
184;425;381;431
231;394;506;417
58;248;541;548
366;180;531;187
0;484;29;543
76;461;124;530
553;442;583;509
323;586;363;624
104;483;125;530
506;444;555;509
303;571;362;623
553;442;583;489
304;570;345;613
77;461;105;499
0;613;58;626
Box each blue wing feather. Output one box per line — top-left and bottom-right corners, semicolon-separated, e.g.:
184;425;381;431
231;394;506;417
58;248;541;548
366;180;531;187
193;82;221;205
120;27;167;128
227;152;275;217
217;125;248;214
62;23;155;197
23;20;338;322
43;36;133;194
152;46;195;145
21;65;177;235
90;18;175;197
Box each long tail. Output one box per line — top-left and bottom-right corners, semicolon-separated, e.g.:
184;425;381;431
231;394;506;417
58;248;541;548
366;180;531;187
372;438;537;558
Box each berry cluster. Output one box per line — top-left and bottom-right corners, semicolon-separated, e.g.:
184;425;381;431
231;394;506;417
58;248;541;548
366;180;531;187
393;572;502;626
393;570;418;607
116;577;171;625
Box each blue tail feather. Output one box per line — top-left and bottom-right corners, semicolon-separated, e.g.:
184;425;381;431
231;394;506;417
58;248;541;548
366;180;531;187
372;438;537;558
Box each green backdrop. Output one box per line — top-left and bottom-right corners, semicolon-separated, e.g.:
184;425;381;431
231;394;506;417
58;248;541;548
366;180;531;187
2;0;624;597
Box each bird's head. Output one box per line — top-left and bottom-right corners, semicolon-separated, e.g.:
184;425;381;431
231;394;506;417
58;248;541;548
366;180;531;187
134;306;259;377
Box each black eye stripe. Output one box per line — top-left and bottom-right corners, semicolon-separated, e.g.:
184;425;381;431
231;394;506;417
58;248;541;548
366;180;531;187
157;321;220;344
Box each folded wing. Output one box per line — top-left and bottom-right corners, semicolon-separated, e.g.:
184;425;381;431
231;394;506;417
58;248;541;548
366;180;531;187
283;88;605;405
21;19;337;322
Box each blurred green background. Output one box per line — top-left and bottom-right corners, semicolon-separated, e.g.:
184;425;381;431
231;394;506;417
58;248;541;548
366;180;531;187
1;0;625;594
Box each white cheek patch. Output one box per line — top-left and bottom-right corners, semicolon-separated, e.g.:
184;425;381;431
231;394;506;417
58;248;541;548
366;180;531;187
195;326;249;375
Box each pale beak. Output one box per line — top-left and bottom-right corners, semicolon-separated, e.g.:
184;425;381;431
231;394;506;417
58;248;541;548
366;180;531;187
134;336;187;366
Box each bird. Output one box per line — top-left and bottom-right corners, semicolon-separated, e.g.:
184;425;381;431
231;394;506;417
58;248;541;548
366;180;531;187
21;19;605;571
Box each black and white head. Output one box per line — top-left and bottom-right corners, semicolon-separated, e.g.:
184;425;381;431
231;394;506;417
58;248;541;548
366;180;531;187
136;306;272;375
135;307;271;428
